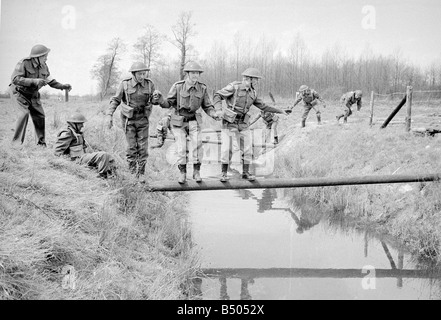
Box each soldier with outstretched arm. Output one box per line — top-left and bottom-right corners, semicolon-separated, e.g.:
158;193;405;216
213;68;288;182
10;44;72;146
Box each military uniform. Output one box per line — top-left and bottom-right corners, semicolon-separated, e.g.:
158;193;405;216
10;57;69;145
291;89;325;127
213;81;285;170
337;91;362;123
54;125;115;178
151;112;172;149
159;79;217;169
107;75;160;175
250;110;279;144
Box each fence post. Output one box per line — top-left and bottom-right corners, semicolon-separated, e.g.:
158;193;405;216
369;91;374;126
405;86;412;132
64;89;69;102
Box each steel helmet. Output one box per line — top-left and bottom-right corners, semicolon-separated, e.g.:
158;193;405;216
299;85;309;92
241;67;262;79
129;62;150;72
355;90;363;98
67;113;87;123
29;44;51;58
183;61;204;73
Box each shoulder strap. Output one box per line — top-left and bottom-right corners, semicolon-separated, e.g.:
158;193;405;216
230;84;240;110
175;83;182;111
123;80;130;105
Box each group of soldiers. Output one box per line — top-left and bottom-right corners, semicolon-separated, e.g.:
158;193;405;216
9;44;363;183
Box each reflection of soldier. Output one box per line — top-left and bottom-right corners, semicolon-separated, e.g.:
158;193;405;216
336;90;362;124
219;277;230;300
240;278;254;300
289;85;326;128
151;111;173;149
257;188;277;213
249;111;279;144
236;189;257;200
288;204;322;234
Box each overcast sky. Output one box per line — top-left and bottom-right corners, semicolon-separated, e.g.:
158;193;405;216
1;0;441;95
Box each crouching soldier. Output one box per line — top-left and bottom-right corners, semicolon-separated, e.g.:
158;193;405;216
290;85;326;128
151;111;173;149
336;90;362;124
54;113;115;179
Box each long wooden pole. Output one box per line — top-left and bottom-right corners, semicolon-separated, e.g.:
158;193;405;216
147;173;441;192
405;86;413;132
199;267;441;279
380;95;407;129
369;91;374;126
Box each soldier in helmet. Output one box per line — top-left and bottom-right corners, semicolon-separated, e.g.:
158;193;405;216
213;67;288;182
106;62;164;178
336;90;363;124
9;44;72;146
153;61;221;184
289;85;326;128
54;113;116;179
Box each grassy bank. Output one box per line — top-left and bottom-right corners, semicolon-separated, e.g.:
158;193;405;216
271;98;441;263
0;98;198;299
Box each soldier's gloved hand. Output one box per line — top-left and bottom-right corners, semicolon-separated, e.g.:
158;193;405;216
106;115;113;129
62;84;72;92
212;115;221;121
285;109;292;114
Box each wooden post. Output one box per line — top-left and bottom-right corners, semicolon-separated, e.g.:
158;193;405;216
64;89;69;102
405;86;412;132
369;91;374;126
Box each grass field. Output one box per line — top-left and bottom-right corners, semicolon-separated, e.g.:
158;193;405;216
1;93;441;299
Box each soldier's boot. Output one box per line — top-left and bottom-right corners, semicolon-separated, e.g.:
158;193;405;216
242;164;255;181
128;161;137;175
336;115;342;123
220;164;229;182
301;119;306;128
343;117;348;124
151;134;165;149
317;114;322;125
193;163;202;183
178;164;187;184
274;136;279;145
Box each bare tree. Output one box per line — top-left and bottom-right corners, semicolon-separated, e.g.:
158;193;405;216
133;24;163;69
91;37;126;100
170;11;197;80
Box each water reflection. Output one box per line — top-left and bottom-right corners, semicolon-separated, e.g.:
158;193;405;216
190;187;441;300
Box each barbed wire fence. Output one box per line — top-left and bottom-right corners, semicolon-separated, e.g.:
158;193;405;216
369;88;441;132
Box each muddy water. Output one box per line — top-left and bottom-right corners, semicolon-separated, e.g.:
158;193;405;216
188;180;441;300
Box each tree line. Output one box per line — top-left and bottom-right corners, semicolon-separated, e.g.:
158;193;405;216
91;11;441;101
